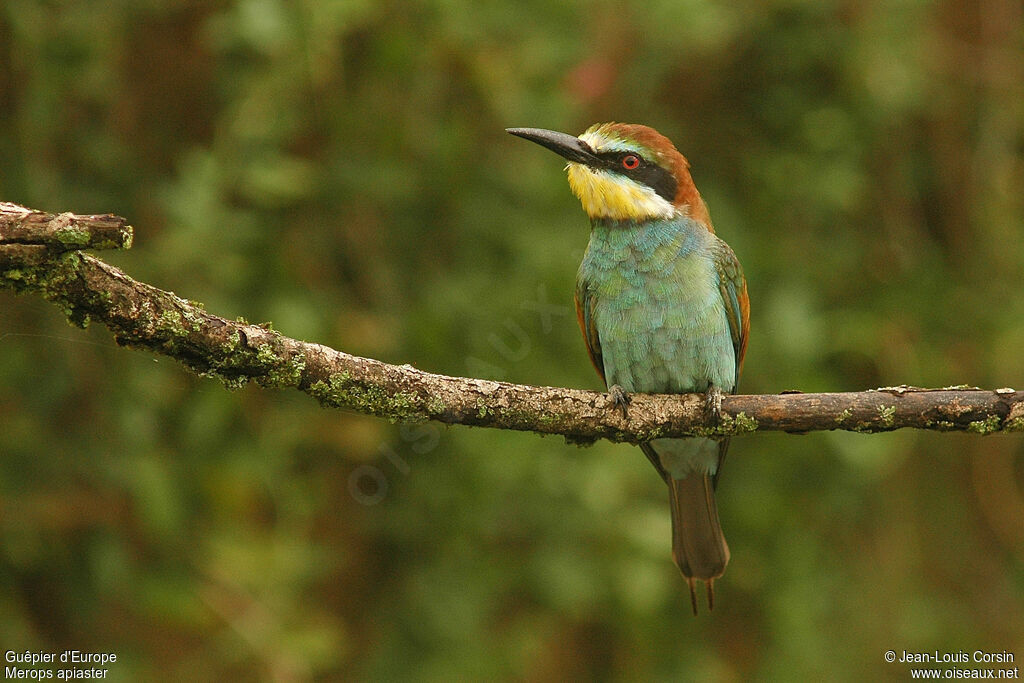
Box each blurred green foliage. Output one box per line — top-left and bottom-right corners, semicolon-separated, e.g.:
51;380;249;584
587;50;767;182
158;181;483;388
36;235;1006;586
2;0;1023;679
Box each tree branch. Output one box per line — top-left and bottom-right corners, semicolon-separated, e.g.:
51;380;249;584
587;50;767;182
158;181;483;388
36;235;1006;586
0;202;132;267
2;202;1022;441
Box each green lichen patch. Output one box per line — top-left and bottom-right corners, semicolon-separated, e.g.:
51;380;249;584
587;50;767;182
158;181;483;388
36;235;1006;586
424;396;447;415
480;402;560;432
692;411;759;438
205;329;306;389
535;412;556;426
156;309;191;336
308;379;331;401
839;405;898;432
877;404;896;429
64;305;90;328
224;330;242;350
54;228;91;247
254;341;280;365
629;426;669;442
731;412;759;434
1004;417;1024;432
835;408;854;424
256;349;306;388
200;370;250;391
308;372;425;423
1;253;92;327
967;415;1002;434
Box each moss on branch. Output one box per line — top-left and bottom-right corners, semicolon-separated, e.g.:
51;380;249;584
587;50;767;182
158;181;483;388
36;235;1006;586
3;202;1024;442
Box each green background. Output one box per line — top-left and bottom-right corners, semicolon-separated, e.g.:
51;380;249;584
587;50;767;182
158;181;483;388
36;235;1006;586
2;0;1023;679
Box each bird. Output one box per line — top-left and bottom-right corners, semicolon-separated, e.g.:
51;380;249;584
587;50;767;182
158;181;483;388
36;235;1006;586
507;123;749;614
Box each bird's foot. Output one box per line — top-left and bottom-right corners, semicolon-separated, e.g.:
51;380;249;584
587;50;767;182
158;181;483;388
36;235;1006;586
607;384;631;417
704;386;725;426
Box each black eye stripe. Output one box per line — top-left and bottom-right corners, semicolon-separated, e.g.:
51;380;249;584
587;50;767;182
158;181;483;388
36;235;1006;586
595;151;677;202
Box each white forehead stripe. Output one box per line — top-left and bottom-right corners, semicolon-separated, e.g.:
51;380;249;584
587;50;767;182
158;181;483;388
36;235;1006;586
579;130;636;154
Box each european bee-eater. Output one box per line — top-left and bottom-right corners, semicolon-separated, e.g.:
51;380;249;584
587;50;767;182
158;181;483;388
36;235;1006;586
508;123;749;613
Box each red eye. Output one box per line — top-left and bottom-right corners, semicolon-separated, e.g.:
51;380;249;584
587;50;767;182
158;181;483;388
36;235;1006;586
621;155;640;169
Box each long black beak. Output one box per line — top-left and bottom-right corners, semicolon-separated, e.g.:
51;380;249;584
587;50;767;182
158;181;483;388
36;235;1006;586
506;127;599;165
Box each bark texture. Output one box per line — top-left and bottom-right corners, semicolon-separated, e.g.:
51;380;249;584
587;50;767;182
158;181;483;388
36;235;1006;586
3;202;1022;442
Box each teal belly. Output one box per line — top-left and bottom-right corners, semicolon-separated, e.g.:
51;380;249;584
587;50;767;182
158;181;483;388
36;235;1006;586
598;303;735;394
598;284;733;478
594;260;736;396
580;220;736;478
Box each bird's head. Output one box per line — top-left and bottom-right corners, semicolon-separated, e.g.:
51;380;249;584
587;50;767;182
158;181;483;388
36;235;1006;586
507;122;710;226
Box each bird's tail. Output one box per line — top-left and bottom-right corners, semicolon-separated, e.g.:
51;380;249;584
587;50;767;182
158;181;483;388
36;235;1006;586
668;473;730;615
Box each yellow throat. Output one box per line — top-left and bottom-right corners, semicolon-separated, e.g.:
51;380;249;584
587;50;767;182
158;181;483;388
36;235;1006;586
566;163;676;222
564;126;677;222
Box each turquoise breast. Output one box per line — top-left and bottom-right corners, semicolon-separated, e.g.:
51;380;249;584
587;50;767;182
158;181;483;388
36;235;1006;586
578;217;736;395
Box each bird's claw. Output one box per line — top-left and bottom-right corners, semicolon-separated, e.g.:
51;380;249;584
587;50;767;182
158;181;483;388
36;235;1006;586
607;384;631;417
704;386;724;426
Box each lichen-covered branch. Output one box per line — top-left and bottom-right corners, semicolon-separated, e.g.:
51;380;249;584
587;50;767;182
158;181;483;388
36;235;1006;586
2;202;1022;442
0;202;132;264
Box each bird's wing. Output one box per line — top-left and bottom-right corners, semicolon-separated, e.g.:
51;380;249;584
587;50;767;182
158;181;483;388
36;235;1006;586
574;279;605;385
714;239;750;391
712;239;749;490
